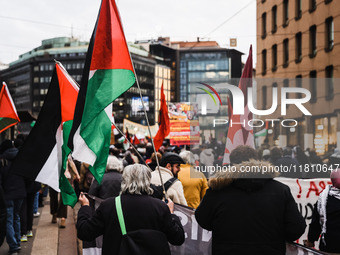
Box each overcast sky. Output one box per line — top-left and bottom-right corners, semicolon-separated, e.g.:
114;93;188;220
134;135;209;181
0;0;256;65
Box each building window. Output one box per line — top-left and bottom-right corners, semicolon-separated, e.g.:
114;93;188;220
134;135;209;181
283;39;289;67
295;32;302;63
272;44;277;72
325;17;334;52
296;75;302;98
262;86;267;109
309;70;317;103
283;79;290;99
34;66;39;72
309;0;316;12
295;0;302;20
325;65;334;100
309;25;317;58
283;0;289;27
262;49;267;75
262;12;267;39
272;6;277;33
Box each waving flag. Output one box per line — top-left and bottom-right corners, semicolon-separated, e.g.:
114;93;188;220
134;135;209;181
68;0;135;184
153;83;170;151
223;46;255;164
10;62;79;206
0;82;20;133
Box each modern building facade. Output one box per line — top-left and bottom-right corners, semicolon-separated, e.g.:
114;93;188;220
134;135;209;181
256;0;340;154
0;37;160;136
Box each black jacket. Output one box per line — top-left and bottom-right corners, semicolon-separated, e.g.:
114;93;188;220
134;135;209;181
195;160;306;255
77;194;185;255
88;171;122;200
0;187;6;246
308;194;340;253
0;148;26;201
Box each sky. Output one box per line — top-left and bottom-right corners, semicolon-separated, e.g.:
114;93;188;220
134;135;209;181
0;0;257;65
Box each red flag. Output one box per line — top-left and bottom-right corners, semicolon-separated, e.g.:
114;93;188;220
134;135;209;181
223;46;255;164
133;135;140;145
0;82;20;133
124;128;130;144
153;83;170;151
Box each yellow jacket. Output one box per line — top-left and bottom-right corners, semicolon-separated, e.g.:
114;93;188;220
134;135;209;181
178;164;208;209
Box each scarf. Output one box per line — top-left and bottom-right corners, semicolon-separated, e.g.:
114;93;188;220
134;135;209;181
317;185;340;246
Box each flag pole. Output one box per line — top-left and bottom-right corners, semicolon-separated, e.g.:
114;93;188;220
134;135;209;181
128;64;167;199
112;123;152;171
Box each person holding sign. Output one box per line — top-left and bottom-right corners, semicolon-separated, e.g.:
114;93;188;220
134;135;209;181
195;145;306;255
305;169;340;253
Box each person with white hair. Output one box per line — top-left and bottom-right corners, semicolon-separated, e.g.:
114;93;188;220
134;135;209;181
178;150;208;209
77;164;185;255
88;155;124;200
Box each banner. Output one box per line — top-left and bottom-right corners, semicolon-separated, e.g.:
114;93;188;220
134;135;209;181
168;102;199;145
82;178;330;255
277;177;331;248
123;119;158;137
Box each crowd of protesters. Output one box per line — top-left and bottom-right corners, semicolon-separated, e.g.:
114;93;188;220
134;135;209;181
1;135;340;254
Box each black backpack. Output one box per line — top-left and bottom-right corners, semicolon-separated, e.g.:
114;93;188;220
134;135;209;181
150;177;178;200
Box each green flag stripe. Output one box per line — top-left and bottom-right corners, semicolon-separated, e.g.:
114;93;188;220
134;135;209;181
0;117;17;131
79;69;135;183
60;120;78;207
81;69;135;131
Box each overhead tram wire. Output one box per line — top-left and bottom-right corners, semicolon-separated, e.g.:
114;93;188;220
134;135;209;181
188;0;256;50
0;15;90;32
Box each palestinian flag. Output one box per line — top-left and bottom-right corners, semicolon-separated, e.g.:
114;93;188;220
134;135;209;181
68;0;135;184
254;121;269;137
10;62;79;207
0;82;20;133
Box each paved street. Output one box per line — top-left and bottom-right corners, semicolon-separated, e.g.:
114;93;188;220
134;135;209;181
0;197;79;255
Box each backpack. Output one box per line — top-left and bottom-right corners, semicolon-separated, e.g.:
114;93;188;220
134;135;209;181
115;196;171;255
150;177;178;200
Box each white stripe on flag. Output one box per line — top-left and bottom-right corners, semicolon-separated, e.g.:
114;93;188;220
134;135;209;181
36;125;63;192
36;144;60;191
72;126;97;166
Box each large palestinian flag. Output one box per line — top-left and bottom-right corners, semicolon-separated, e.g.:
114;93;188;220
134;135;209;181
0;82;20;133
68;0;135;184
10;62;79;206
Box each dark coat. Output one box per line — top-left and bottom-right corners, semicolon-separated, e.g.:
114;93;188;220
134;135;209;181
77;194;185;255
275;156;304;178
195;160;306;255
88;171;122;200
0;187;6;246
308;195;340;253
0;148;26;201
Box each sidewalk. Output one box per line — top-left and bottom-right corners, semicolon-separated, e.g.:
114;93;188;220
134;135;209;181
0;197;79;255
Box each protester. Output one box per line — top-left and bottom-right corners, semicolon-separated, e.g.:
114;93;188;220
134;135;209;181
77;164;185;255
275;147;301;178
0;186;6;247
270;146;282;165
262;149;271;161
122;150;135;167
20;180;41;242
0;139;26;254
147;152;162;171
195;145;306;255
178;150;208;209
88;155;123;199
151;153;187;205
305;169;340;253
293;145;311;167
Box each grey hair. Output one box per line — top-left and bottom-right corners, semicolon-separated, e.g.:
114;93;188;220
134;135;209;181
106;155;123;173
179;150;195;166
121;164;154;195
